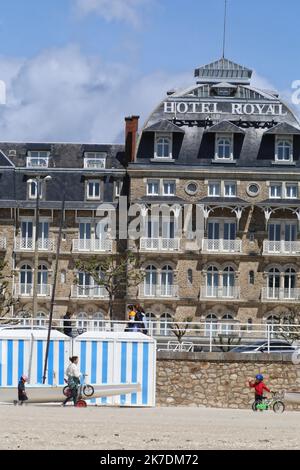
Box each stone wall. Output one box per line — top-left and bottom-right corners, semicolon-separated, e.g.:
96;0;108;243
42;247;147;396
156;352;300;410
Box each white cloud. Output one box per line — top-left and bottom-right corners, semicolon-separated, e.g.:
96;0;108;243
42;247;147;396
74;0;153;27
0;45;190;143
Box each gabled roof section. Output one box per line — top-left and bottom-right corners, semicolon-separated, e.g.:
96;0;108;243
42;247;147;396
205;120;245;134
0;150;15;167
144;119;185;133
194;57;252;84
264;122;300;135
211;82;237;89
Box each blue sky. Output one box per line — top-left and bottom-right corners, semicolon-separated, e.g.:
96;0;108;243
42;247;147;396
0;0;299;142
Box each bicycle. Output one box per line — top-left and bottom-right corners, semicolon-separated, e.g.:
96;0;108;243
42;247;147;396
63;374;94;404
252;391;285;413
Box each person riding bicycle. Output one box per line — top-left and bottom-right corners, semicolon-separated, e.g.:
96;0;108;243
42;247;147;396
62;356;81;406
248;374;272;405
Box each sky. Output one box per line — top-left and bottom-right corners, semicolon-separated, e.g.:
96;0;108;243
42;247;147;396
0;0;299;143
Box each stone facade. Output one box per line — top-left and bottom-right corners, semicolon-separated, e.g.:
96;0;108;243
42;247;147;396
156;352;300;409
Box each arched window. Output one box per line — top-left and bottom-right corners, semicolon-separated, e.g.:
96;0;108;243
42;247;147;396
145;312;157;336
216;136;232;159
36;311;47;327
205;313;218;337
161;265;174;296
222;266;235;297
93;312;105;331
15;310;32;326
77;312;88;333
38;264;48;296
284;268;296;298
156;136;171;158
206;266;219;297
277;139;292;161
267;268;280;299
144;265;157;296
19;264;33;296
221;314;234;335
159;313;172;336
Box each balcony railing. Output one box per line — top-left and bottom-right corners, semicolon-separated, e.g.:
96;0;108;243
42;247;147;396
14;238;55;252
72;238;112;253
0;237;6;250
140;284;178;298
84;158;106;169
263;240;300;255
202;238;242;254
261;287;300;302
26;156;49;168
71;285;108;299
14;283;52;297
140;238;180;252
200;286;240;300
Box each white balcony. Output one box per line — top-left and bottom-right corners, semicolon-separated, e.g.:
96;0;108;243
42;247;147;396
72;238;112;253
261;287;300;302
140;238;180;252
14;238;55;252
0;237;6;250
26;156;49;168
263;240;300;255
84;157;106;169
71;285;108;299
200;286;240;300
14;283;52;297
140;284;178;298
202;238;242;254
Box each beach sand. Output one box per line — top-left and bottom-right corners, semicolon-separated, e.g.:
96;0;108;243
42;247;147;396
0;404;299;450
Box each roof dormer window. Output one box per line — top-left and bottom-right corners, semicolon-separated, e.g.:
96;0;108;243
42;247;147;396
215;134;233;160
26;151;49;168
84;152;106;169
275;136;293;163
154;134;172;159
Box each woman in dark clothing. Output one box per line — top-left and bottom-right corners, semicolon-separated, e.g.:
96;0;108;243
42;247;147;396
18;375;28;405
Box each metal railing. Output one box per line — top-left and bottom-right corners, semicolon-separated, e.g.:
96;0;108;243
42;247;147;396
71;285;109;299
1;318;299;354
14;237;55;251
200;286;240;300
140;284;178;298
202;238;242;254
72;238;112;253
14;283;52;297
261;287;300;302
140;238;181;251
83;157;106;169
263;240;300;255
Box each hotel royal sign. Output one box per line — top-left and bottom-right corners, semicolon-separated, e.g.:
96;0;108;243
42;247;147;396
163;101;287;116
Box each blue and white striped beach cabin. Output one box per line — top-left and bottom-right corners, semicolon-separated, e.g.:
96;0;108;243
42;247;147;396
73;332;156;407
0;328;70;387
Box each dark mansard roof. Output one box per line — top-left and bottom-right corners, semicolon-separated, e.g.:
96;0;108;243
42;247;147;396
133;57;300;170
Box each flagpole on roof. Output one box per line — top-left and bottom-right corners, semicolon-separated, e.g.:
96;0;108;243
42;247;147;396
222;0;228;58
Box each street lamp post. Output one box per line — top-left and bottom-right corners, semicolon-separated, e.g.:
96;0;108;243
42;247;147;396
28;175;52;318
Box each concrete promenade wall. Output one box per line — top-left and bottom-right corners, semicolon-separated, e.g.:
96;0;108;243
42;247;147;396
156;352;300;409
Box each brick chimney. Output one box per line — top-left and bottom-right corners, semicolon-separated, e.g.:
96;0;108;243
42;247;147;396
125;115;139;163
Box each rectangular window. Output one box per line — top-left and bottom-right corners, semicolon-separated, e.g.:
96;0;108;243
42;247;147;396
269;184;282;199
215;134;233;160
275;136;293;162
147;180;159;196
224;181;236;197
163;180;175;196
86;180;101;200
286;184;298;199
208;181;221;197
84;152;106;169
26;151;49;168
155;134;172;159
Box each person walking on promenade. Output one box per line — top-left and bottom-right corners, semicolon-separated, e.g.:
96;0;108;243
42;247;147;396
63;311;73;337
17;375;28;405
62;356;81;406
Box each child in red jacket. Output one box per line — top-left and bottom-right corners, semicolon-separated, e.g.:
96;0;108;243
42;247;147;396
249;374;271;405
